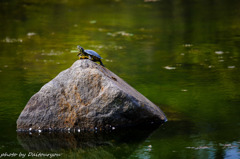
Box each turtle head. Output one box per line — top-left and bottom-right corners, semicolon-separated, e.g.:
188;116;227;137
77;45;84;53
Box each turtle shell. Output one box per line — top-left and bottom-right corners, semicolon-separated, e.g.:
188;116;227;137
84;50;102;59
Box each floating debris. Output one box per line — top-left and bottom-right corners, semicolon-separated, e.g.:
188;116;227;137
107;32;113;36
181;89;188;92
89;20;97;24
215;51;224;55
118;31;133;37
2;37;23;43
164;66;176;70
144;0;160;2
112;127;116;130
98;28;103;31
219;143;238;149
116;46;123;49
89;44;123;51
228;66;235;69
176;63;182;67
186;146;211;150
145;145;152;152
183;44;192;47
70;50;78;53
208;65;213;68
107;31;133;37
89;45;104;49
105;59;113;62
41;50;63;56
27;32;36;37
41;52;59;56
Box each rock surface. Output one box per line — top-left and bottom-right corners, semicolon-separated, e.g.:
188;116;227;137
17;60;167;131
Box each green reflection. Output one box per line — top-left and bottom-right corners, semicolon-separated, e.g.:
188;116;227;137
1;0;240;158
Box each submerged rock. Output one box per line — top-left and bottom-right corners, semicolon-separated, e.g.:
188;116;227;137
17;60;166;131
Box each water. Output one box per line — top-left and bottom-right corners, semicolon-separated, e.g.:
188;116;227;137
1;0;240;158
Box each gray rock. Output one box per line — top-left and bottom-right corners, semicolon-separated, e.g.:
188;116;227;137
17;60;167;131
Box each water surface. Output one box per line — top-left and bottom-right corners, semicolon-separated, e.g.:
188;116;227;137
0;0;240;158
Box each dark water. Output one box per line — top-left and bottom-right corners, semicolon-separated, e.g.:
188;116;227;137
1;0;240;158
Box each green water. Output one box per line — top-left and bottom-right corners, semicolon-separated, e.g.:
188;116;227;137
1;0;240;158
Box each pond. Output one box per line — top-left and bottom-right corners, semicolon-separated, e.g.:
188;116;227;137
0;0;240;158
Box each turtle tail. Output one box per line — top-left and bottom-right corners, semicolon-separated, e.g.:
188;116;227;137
99;59;105;67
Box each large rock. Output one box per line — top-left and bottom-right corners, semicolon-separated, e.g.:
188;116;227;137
17;60;167;131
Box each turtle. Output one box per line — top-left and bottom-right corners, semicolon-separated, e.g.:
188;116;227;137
77;45;104;66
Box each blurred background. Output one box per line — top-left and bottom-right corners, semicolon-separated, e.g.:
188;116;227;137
0;0;240;158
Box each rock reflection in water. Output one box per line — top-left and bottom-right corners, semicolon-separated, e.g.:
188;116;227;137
17;126;159;156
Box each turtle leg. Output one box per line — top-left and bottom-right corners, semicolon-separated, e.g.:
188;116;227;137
77;53;81;60
79;56;88;59
99;59;105;67
88;55;92;60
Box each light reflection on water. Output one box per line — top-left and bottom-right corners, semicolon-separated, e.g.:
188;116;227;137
0;0;240;158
